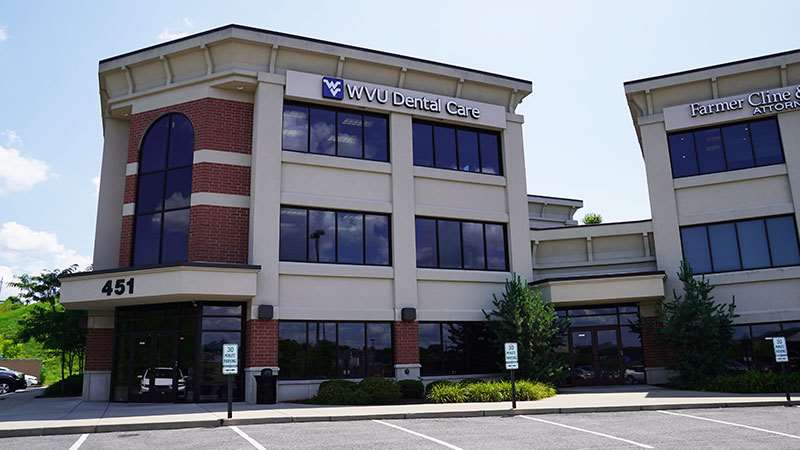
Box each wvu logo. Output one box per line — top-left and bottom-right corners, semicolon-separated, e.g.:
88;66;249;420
322;76;344;100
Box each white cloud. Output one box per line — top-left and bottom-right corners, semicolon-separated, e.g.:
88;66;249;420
0;222;90;299
0;26;7;42
0;138;50;195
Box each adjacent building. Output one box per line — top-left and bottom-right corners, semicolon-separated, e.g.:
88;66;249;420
60;25;800;402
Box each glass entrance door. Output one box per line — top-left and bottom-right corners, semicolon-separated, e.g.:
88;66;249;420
128;332;179;403
569;328;623;385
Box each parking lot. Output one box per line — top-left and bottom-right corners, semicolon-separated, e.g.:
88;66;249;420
2;405;800;449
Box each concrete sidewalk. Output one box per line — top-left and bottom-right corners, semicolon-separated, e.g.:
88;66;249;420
0;385;795;438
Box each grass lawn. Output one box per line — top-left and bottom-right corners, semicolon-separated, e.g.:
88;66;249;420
0;301;65;384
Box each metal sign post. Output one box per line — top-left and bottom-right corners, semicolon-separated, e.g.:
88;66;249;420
770;337;791;403
222;343;239;419
505;343;519;409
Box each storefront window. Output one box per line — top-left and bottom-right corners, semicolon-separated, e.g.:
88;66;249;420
415;217;508;271
727;321;800;372
419;322;499;376
412;120;502;175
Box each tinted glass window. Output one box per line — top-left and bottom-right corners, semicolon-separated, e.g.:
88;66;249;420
766;216;800;266
366;323;392;377
161;209;189;264
736;219;771;270
479;133;501;175
365;214;390;265
708;223;740;272
278;322;306;379
420;322;498;376
309;108;336;155
415;218;437;268
307;322;337;379
163;167;192;210
485;224;507;270
419;323;442;376
168;114;194;168
433;126;457;170
412;123;434;167
681;226;712;274
695;128;726;174
751;119;783;166
721;123;754;170
337;113;362;158
279;208;307;262
668;132;697;178
133;213;161;266
337;322;365;378
139;116;169;173
437;220;462;268
136;172;165;214
442;323;465;374
282;105;308;152
457;130;480;172
308;210;335;263
363;114;388;162
337;212;364;264
462;222;485;269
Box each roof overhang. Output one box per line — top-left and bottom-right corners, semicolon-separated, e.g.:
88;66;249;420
60;263;260;310
531;271;665;305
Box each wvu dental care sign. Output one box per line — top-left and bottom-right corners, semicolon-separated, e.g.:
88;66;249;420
285;70;507;129
664;82;800;130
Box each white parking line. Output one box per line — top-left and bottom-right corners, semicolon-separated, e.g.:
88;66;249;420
68;433;89;450
230;426;267;450
657;410;800;440
372;419;464;450
518;415;654;449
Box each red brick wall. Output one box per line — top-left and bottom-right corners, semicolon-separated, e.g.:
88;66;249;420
393;321;420;365
246;320;278;367
192;163;251;196
188;206;249;263
85;328;114;371
641;316;674;367
118;98;254;267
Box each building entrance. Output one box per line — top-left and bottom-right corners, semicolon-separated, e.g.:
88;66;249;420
559;304;645;386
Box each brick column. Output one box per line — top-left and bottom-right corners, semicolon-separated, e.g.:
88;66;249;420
640;316;674;384
83;312;114;401
244;319;279;403
393;321;421;380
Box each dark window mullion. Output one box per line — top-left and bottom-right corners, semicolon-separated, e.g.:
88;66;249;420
360;113;366;160
334;211;339;264
747;122;758;169
434;218;441;269
733;220;744;270
157;114;174;264
704;226;714;273
717;126;729;171
362;213;366;265
305;207;311;262
763;218;775;267
481;223;488;270
691;129;701;177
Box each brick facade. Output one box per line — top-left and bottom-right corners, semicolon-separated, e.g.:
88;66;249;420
641;316;674;367
392;321;420;365
119;97;254;267
246;320;279;367
85;328;114;371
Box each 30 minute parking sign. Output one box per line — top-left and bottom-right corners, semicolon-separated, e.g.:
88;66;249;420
505;342;518;370
222;343;238;375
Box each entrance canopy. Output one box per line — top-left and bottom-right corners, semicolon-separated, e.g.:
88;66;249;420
531;271;665;306
60;263;260;310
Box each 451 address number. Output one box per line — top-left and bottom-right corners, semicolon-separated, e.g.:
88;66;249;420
101;278;134;296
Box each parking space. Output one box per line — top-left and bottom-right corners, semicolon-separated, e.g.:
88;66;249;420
2;406;800;449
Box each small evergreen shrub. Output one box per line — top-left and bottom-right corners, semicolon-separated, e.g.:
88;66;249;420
398;379;425;399
359;377;402;404
427;382;468;403
312;378;402;405
425;379;454;396
702;371;800;393
426;379;556;403
42;374;83;397
312;379;359;404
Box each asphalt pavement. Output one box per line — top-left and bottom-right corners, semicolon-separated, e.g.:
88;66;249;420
3;405;800;449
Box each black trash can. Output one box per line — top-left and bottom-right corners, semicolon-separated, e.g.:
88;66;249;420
255;368;278;404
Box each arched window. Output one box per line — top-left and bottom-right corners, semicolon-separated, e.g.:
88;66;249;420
133;113;194;266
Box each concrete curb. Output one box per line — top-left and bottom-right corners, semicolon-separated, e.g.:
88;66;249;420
2;400;796;438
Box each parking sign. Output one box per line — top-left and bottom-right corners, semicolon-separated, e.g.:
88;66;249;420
773;337;789;363
505;342;518;370
222;343;238;375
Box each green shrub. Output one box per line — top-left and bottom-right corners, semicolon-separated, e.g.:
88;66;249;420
313;379;358;405
425;379;454;396
457;378;483;386
398;379;424;399
42;374;83;397
359;377;401;404
427;382;468;403
426;379;557;403
702;371;800;393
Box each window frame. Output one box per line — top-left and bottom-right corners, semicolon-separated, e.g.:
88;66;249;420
415;216;509;272
132;113;194;266
279;205;392;267
419;321;499;377
281;101;390;163
679;214;800;275
412;119;504;176
730;320;800;371
277;320;394;380
667;117;785;179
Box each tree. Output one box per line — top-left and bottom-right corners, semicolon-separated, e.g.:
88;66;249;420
658;261;736;388
582;213;603;225
11;266;86;391
484;274;570;383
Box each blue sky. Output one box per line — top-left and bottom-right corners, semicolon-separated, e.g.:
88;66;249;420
2;0;800;296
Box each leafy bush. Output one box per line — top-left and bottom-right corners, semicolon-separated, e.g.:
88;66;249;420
398;379;424;399
427;379;556;403
42;374;83;397
359;377;401;404
425;379;454;396
312;378;401;405
702;371;800;393
582;213;603;225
